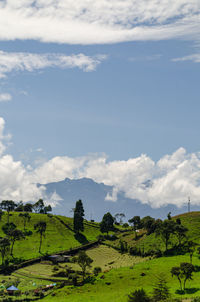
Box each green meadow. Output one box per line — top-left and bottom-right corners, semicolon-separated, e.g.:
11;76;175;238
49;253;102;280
1;211;200;301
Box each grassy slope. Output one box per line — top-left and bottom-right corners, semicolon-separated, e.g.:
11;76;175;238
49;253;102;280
108;212;200;253
0;212;100;260
42;253;200;302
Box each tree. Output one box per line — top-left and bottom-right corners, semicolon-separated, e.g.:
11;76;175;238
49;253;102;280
184;240;197;264
73;200;84;233
140;216;156;235
175;224;188;246
128;216;141;239
100;212;114;235
44;205;52;214
19;213;31;230
114;213;125;225
0;210;4;222
128;288;150;302
152;274;170;301
167;212;172;220
74;251;93;281
9;229;25;256
33;199;44;213
15;201;24;212
156;219;176;251
0;237;10;265
24;203;33;212
34;221;46;253
2;222;16;237
0;200;17;223
171;262;195;291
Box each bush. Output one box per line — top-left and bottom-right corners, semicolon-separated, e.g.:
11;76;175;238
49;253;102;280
123;223;129;228
93;266;102;276
68;273;78;286
23;230;32;236
128;288;151;302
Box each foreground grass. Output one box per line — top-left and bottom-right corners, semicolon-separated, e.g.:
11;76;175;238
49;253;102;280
40;253;200;302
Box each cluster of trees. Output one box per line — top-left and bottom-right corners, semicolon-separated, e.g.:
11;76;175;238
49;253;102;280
0;199;52;217
0;199;51;266
127;213;189;253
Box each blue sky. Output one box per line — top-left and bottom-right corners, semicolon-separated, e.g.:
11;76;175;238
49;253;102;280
1;39;200;162
0;0;200;208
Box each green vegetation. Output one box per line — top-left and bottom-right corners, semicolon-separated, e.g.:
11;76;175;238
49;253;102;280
2;207;200;301
0;212;100;261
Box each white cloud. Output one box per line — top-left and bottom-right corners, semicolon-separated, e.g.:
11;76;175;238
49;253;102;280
0;51;107;78
172;53;200;63
0;93;12;102
31;147;200;209
0;1;199;44
1;117;200;209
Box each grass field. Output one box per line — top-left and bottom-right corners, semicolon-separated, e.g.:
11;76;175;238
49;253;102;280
40;252;200;302
1;211;200;301
0;212;100;261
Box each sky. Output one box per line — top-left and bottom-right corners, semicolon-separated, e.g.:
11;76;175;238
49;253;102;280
0;0;200;209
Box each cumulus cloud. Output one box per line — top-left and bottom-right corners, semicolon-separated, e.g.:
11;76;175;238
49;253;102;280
0;117;60;206
0;93;12;102
1;117;200;209
31;148;200;208
0;1;199;44
0;51;107;78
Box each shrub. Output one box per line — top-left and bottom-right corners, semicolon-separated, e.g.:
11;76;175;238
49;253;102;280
128;288;151;302
93;266;102;276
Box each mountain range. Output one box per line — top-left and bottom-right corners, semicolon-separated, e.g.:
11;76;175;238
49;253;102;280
43;177;195;221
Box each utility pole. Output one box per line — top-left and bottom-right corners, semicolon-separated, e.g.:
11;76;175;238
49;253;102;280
188;196;191;213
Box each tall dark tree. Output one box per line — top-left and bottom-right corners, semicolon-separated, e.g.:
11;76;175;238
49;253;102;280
19;213;31;230
34;221;46;253
73;200;84;233
0;200;17;223
100;212;114;235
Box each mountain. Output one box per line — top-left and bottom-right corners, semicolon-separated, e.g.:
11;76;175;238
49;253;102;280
42;177;194;221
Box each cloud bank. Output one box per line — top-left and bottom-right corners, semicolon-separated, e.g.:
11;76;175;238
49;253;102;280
0;51;107;78
0;116;200;208
0;1;200;44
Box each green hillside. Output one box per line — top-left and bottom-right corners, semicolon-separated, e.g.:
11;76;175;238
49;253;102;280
106;211;200;255
1;211;200;301
0;212;101;261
